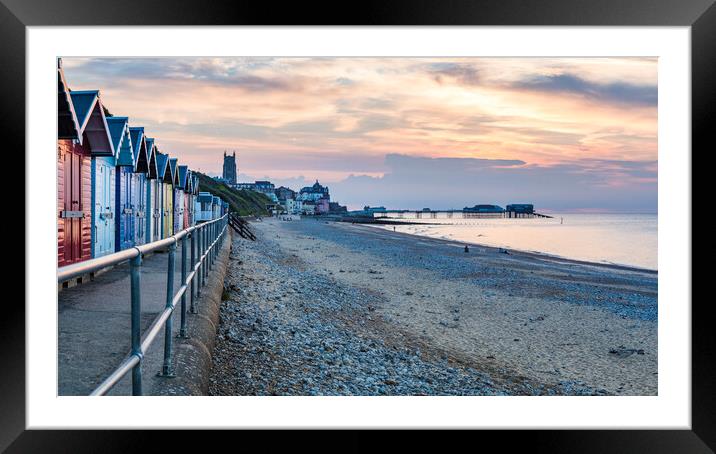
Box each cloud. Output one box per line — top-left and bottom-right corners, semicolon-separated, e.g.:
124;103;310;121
60;57;658;212
513;73;657;106
428;62;480;86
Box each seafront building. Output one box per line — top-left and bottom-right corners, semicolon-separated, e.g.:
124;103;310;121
230;173;348;216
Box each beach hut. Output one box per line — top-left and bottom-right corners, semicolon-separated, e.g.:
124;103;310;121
154;151;169;238
195;192;214;222
177;166;191;230
212;196;221;220
183;169;193;229
154;152;174;238
129;127;150;245
164;157;179;236
186;174;198;227
171;159;184;234
145;138;163;242
69;89;117;259
58;62;95;266
106;117;136;252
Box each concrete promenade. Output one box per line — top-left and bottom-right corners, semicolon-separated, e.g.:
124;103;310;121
58;231;231;396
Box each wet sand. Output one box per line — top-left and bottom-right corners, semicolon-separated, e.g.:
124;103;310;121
210;217;657;396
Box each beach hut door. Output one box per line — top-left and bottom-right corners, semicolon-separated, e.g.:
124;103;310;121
63;151;82;262
153;182;161;238
137;177;145;241
94;164;115;255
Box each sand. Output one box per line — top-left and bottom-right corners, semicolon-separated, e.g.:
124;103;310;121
214;217;657;395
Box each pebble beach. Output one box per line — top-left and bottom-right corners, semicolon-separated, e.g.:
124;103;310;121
208;217;658;396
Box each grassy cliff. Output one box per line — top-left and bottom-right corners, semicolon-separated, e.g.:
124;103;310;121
195;172;272;216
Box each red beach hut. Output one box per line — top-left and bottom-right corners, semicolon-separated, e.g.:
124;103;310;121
57;61;114;266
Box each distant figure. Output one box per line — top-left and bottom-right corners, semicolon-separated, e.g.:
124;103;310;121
561;217;564;225
464;245;469;253
393;226;396;232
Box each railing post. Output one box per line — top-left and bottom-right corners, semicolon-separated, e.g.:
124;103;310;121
209;221;214;268
179;234;188;338
159;241;176;377
207;223;211;270
190;230;197;313
200;224;205;286
204;224;209;281
197;225;203;292
130;253;143;395
211;221;215;268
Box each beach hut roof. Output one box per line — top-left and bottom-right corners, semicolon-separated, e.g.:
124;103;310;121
57;60;80;141
129;127;149;173
106;117;134;166
169;158;180;186
197;192;213;203
155;152;171;183
145;138;159;179
69;90;114;156
178;165;190;191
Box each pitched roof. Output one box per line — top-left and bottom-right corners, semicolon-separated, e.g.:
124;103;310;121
69;90;99;132
106;117;134;166
129;127;149;173
145;138;159;179
155;152;171;183
57;61;80;141
69;90;114;156
178;165;190;191
169;158;180;186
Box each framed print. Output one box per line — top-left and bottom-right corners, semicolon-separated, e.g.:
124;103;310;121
7;0;713;451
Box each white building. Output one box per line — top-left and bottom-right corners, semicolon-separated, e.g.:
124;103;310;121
281;198;296;214
301;201;316;215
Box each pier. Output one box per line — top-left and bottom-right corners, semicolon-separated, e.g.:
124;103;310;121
373;209;553;219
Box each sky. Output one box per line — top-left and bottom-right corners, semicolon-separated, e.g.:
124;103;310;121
62;57;657;212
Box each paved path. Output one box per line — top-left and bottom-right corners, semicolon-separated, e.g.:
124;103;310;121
58;244;197;396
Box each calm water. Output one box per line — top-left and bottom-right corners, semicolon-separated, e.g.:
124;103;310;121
372;213;657;270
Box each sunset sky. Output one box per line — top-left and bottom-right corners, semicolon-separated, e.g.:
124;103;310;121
62;57;657;212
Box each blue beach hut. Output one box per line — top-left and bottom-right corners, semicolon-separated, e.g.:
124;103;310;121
106;117;136;251
129;126;150;245
169;158;182;235
145;138;162;242
177;165;190;231
70;90;117;259
195;192;214;222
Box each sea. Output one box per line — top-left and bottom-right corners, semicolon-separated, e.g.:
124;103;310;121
371;213;657;271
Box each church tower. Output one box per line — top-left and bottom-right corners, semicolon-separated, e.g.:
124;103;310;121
222;150;237;185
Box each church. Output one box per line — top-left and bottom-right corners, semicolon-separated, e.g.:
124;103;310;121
222;151;237;185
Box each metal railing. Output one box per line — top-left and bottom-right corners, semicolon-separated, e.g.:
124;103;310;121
58;213;229;396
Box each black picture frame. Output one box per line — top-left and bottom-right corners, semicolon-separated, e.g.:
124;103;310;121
5;0;713;451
